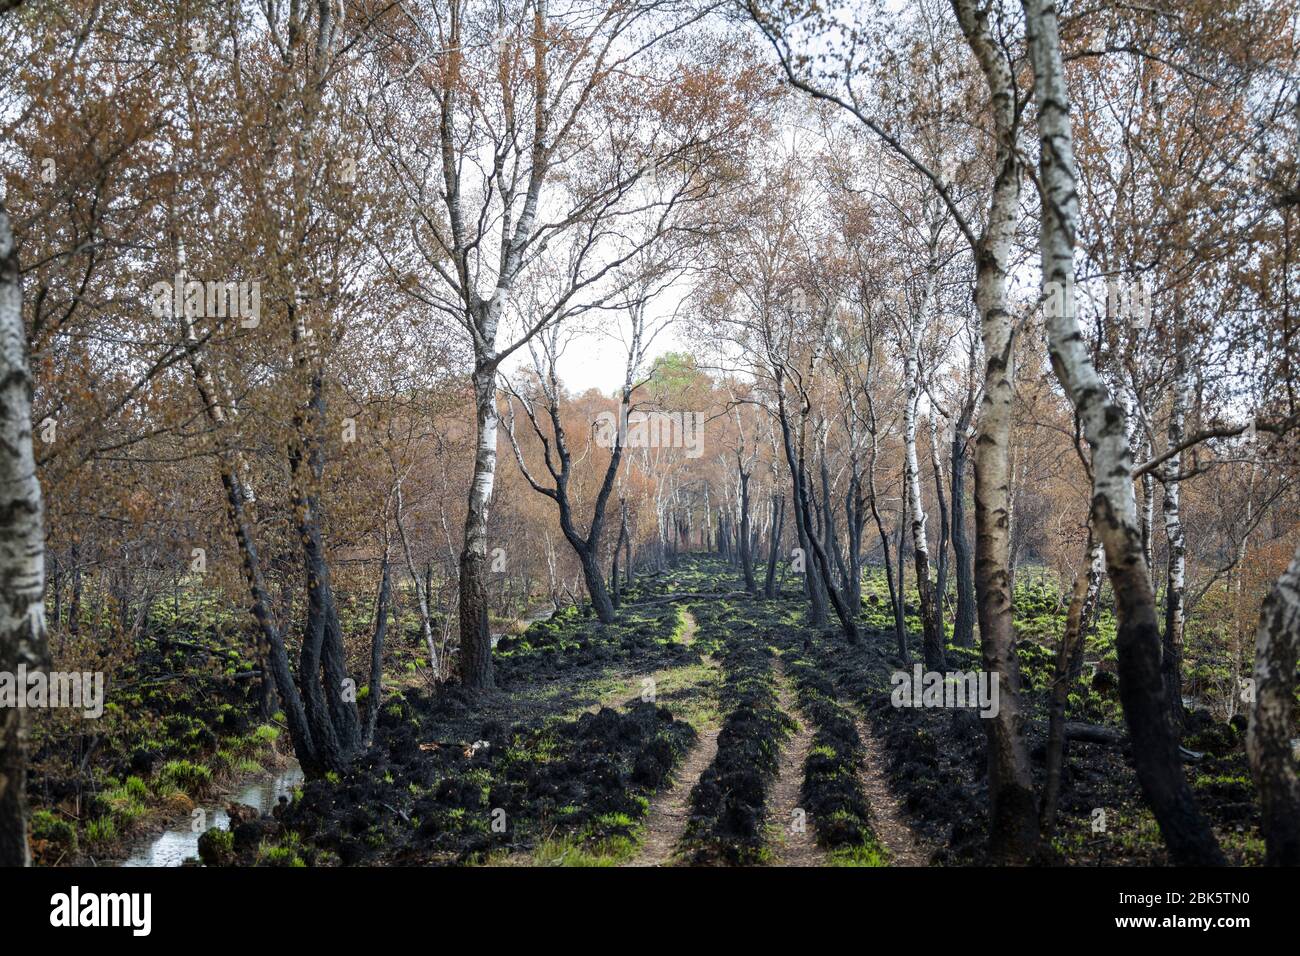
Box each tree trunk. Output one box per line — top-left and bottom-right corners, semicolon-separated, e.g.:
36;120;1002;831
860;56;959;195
178;268;319;773
929;413;950;645
572;534;615;624
1246;542;1300;865
1021;0;1223;865
1161;344;1191;724
1042;533;1103;837
287;354;361;765
950;403;976;648
396;483;440;679
775;382;856;640
953;0;1040;863
611;502;628;608
0;198;48;868
764;494;784;598
365;552;390;747
459;363;498;689
739;469;756;592
894;493;908;655
902;255;945;671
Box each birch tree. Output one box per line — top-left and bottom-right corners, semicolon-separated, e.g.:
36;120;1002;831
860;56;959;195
0;155;47;870
0;0;46;867
366;0;744;687
1019;0;1224;865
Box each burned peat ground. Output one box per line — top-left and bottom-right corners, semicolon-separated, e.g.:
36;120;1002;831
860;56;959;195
54;556;1266;868
200;557;907;867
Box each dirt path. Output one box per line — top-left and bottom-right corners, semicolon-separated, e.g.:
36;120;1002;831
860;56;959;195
677;607;698;646
621;610;717;867
625;724;719;867
853;713;930;866
763;668;828;867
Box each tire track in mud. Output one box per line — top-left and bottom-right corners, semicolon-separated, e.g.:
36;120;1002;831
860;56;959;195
764;666;828;867
624;609;714;867
852;711;930;866
625;726;719;866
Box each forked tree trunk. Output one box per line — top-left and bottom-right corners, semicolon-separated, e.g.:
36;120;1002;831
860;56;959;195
953;0;1040;862
177;273;325;773
1246;542;1300;865
775;382;857;641
0;198;48;867
1021;0;1223;865
904;380;943;670
288;324;362;766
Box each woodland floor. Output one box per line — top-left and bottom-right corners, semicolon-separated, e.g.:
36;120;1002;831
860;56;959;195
28;555;1268;867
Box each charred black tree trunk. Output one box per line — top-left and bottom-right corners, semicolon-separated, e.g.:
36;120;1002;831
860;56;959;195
1247;543;1300;865
739;469;756;592
764;494;784;599
774;380;858;642
502;334;632;627
1042;534;1102;837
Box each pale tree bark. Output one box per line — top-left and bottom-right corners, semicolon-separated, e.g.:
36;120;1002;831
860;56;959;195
950;0;1040;862
1228;459;1259;720
0;197;48;867
900;262;945;671
861;379;906;657
928;409;950;642
1140;438;1156;576
1246;542;1300;865
1020;0;1223;865
395;0;707;686
1161;342;1192;723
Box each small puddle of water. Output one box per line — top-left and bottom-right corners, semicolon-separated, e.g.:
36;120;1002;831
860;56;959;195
491;602;557;648
119;760;304;867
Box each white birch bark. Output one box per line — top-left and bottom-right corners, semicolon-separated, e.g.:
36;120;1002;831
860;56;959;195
0;199;47;867
1020;0;1222;864
1161;347;1191;712
950;0;1040;861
